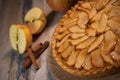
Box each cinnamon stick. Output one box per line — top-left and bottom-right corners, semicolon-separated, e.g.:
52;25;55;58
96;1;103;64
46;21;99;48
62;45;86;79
22;41;49;68
24;43;43;58
32;43;43;53
27;48;39;70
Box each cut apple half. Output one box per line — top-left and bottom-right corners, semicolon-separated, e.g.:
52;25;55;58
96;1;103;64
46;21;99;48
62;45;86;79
9;25;19;51
24;7;46;34
9;25;32;54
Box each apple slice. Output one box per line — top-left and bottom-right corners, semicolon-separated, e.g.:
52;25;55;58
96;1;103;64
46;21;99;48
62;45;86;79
88;34;103;53
110;16;120;23
70;33;85;39
108;6;120;18
104;31;117;54
70;35;89;46
68;25;85;33
92;4;112;21
58;40;69;53
85;28;96;36
110;51;120;62
77;12;88;29
83;54;93;70
75;49;87;69
101;43;115;64
56;31;69;40
95;0;105;10
67;49;79;66
91;21;99;30
61;46;74;59
81;2;92;10
56;34;70;48
108;20;120;37
96;14;107;34
91;48;104;67
115;41;120;53
76;37;96;49
24;7;46;34
9;25;32;54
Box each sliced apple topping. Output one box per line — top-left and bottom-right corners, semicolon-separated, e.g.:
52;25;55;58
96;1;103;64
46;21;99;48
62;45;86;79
79;6;97;19
77;12;89;29
68;25;85;33
62;46;74;59
115;41;120;53
85;28;96;36
91;14;108;35
58;40;69;53
76;37;96;49
56;34;70;48
105;26;110;32
88;35;103;53
101;43;115;64
81;2;92;10
69;11;79;19
70;33;85;39
59;21;77;33
91;21;99;30
114;0;120;6
110;16;120;23
75;49;87;69
96;14;107;34
95;0;105;10
91;48;104;67
104;31;117;54
103;0;111;6
67;49;79;66
83;54;93;70
92;4;112;21
63;18;78;26
70;35;89;45
88;8;97;19
107;0;118;5
110;51;120;62
108;20;120;37
108;6;120;18
56;31;69;40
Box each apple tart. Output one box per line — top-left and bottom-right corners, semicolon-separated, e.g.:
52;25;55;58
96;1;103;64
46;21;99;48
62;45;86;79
52;0;120;78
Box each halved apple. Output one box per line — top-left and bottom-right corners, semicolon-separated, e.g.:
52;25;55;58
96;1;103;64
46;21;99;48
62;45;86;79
9;25;19;51
24;7;46;34
9;24;32;54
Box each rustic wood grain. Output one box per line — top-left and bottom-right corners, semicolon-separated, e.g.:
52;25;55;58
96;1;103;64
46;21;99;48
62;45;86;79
0;0;23;80
0;0;32;80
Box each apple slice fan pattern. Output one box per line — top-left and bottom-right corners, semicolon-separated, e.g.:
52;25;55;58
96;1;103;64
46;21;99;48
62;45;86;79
52;0;120;78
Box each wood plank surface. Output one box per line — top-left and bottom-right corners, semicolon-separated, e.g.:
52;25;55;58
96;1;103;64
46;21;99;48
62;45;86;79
0;0;23;80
